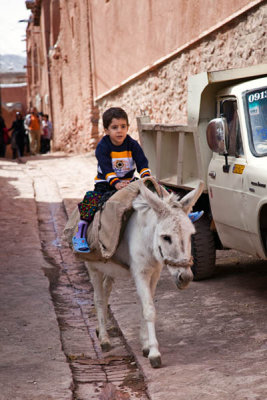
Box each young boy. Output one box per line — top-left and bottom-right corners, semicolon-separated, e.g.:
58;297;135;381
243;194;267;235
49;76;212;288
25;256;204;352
72;107;202;253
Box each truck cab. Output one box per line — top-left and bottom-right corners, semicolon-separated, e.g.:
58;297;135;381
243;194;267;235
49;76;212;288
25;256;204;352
137;64;267;280
207;77;267;260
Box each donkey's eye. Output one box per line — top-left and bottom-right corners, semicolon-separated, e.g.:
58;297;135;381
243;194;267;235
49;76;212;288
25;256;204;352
163;235;172;244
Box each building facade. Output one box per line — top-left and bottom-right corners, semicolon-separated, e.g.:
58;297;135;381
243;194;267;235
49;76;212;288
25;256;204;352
0;71;27;158
26;0;98;153
25;0;267;151
0;72;27;127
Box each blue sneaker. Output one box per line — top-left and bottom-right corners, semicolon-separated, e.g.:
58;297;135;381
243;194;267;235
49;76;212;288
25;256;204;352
189;211;204;223
72;236;91;253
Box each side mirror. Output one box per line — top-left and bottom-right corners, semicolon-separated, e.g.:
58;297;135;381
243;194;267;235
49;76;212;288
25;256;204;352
206;117;230;173
206;118;228;154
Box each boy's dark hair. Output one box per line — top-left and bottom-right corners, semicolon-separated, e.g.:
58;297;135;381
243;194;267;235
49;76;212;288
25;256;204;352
102;107;129;129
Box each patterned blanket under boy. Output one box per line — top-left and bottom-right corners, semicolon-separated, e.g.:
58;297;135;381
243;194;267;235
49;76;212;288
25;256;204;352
63;176;167;261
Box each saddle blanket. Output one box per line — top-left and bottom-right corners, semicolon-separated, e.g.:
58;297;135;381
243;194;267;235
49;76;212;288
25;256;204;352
63;176;166;261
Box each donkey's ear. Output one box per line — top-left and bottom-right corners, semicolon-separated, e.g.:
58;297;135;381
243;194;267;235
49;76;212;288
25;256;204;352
180;180;204;214
133;180;166;214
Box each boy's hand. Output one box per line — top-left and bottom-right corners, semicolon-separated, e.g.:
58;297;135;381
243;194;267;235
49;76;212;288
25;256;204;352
115;181;129;190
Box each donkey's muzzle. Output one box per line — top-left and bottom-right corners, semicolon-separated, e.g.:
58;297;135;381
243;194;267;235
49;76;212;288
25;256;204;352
176;267;193;289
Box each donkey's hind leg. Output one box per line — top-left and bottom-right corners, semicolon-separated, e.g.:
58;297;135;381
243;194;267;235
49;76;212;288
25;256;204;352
87;265;111;352
103;275;114;328
103;275;113;313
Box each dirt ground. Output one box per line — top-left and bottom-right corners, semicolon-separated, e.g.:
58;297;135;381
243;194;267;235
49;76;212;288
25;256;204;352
1;153;267;400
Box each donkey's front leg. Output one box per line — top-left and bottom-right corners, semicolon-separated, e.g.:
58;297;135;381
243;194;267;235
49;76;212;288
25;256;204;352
134;271;162;368
140;268;161;359
87;266;111;352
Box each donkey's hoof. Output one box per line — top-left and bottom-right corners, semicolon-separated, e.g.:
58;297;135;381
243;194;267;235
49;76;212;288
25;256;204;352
149;356;162;368
142;348;149;358
101;341;111;352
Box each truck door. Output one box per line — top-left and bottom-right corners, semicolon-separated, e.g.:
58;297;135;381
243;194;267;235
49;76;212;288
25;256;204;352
207;98;255;253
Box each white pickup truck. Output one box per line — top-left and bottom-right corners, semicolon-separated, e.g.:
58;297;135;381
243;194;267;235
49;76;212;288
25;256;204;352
137;64;267;280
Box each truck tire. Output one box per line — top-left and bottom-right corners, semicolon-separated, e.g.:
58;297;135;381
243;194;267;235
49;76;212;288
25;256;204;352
191;215;216;280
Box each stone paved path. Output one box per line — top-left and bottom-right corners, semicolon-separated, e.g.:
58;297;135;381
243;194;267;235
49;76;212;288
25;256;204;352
0;154;149;399
1;153;267;400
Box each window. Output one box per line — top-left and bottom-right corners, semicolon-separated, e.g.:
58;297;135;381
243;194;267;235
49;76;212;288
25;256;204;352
220;99;244;157
245;87;267;156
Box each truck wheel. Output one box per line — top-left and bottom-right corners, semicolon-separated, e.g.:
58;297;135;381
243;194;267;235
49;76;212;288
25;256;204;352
191;215;216;280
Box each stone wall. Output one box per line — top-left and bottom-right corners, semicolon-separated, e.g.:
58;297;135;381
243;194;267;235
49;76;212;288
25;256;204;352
96;2;267;141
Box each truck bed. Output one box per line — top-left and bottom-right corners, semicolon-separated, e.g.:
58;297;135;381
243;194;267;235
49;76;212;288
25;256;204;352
137;117;204;190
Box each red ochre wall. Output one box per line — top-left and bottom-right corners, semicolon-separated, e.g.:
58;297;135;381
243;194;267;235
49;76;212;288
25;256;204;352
90;0;257;97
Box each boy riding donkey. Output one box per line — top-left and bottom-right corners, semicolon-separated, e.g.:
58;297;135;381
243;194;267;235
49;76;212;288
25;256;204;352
72;107;203;253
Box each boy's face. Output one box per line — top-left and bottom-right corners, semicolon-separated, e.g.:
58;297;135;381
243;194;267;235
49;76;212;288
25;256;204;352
105;118;128;146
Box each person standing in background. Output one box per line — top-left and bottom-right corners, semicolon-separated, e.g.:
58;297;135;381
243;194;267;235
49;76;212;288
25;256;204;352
24;109;31;154
41;114;52;154
0;115;7;157
8;112;26;159
28;107;41;155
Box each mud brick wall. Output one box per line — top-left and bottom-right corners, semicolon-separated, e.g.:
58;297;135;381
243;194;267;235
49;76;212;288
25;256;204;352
96;3;267;141
47;0;99;153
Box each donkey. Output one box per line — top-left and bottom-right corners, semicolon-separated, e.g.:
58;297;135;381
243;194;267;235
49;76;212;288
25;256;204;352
85;180;204;368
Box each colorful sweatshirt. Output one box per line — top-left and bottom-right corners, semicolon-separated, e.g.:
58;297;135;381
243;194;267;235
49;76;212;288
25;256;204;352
95;135;151;188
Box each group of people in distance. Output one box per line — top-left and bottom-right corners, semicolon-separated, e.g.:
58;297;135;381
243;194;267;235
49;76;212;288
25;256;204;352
0;106;52;159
